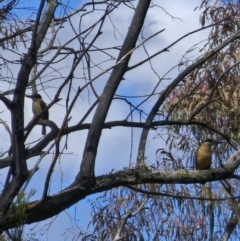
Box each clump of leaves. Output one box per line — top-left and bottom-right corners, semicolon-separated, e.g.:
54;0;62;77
7;189;36;241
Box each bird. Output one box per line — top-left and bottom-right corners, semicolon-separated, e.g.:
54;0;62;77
196;138;222;170
26;93;49;135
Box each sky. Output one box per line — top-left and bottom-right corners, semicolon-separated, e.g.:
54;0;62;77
0;0;211;240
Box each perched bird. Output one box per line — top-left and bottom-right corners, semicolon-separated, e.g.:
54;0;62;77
196;138;222;170
26;93;49;135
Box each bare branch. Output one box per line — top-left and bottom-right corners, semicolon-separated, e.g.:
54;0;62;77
113;197;148;241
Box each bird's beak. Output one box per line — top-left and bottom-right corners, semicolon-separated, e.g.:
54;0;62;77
212;140;222;145
25;94;33;99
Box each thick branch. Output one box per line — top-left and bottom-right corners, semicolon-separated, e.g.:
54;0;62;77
1;150;240;230
0;119;228;170
77;0;152;180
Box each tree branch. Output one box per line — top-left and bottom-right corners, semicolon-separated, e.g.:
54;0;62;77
0;150;240;230
136;29;240;165
113;197;148;241
76;0;152;180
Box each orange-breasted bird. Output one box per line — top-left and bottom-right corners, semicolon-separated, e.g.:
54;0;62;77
196;138;222;170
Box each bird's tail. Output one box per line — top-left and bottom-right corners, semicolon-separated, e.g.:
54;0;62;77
42;126;46;135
